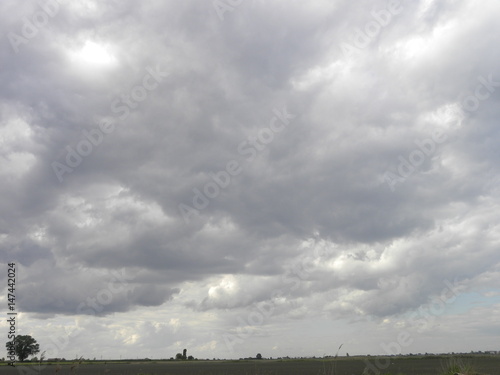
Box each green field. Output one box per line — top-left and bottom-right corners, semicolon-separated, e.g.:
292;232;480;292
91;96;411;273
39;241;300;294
1;355;499;375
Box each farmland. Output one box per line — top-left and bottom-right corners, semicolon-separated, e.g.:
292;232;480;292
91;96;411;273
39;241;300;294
1;355;499;375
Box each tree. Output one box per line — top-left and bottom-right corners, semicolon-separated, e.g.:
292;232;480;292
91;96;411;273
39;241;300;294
256;353;262;359
175;353;183;360
6;335;40;362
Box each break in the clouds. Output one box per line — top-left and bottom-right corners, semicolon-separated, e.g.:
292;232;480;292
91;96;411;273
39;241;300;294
1;0;500;360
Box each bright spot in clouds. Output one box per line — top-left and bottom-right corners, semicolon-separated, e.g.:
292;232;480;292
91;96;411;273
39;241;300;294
69;40;117;68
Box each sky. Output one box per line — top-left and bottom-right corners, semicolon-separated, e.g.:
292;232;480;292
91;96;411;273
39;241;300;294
1;0;500;362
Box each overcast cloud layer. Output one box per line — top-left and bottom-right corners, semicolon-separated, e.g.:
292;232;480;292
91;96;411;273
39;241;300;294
1;0;500;360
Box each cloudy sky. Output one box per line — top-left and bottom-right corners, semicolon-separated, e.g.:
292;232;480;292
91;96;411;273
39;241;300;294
1;0;500;361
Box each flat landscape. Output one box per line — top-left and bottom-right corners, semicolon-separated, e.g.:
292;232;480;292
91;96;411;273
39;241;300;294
1;355;499;375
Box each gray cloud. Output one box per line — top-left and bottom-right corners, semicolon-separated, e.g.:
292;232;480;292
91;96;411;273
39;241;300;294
1;0;500;359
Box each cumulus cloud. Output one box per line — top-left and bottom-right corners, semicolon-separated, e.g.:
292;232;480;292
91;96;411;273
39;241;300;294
1;0;499;359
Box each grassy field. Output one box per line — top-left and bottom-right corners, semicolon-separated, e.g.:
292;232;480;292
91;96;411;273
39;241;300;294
1;355;499;375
